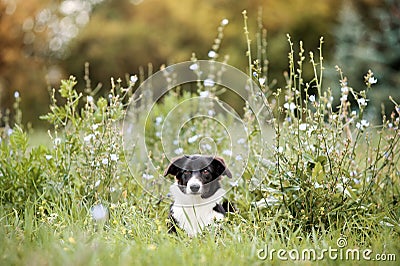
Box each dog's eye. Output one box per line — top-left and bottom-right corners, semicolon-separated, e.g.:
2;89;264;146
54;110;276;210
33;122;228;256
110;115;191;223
201;169;209;175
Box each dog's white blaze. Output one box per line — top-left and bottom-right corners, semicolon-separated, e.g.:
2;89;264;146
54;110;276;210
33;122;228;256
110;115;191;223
170;183;225;236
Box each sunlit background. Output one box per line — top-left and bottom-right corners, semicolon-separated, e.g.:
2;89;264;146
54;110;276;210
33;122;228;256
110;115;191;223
1;0;399;126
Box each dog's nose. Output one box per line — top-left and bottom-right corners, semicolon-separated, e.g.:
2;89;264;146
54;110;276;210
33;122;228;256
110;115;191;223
190;184;200;193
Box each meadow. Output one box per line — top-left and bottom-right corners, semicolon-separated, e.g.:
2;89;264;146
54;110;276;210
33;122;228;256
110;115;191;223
1;13;399;265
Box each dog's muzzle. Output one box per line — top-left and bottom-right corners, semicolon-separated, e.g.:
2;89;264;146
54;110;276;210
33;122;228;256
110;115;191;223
189;183;200;193
187;177;202;194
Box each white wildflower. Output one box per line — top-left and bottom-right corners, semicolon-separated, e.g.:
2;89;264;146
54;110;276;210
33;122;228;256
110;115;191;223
130;75;138;83
340;94;348;102
155;116;163;125
357;98;367;107
174;148;183;155
142;173;154;180
356;119;370;131
203;79;215;87
237;138;246;144
102;158;109;165
188;135;199;143
45;155;53;160
199;90;210;97
368;76;377;84
54;137;61;145
91;204;108;222
221;18;229;26
258;77;266;86
208;50;217;58
201;143;212;151
92;124;99;131
379;221;394;227
14;91;20;98
222;149;232;156
309;95;316;102
189;63;199;71
110;153;118;162
229;180;239;187
299;123;308;131
84;134;95;142
95;180;101;187
235;155;243;161
341;86;349;93
314;182;323;189
283;102;296;111
87;95;94;103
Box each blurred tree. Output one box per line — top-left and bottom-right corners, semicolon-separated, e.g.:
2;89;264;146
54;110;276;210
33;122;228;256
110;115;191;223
64;0;340;93
0;0;103;126
1;0;346;126
0;0;49;126
332;0;400;118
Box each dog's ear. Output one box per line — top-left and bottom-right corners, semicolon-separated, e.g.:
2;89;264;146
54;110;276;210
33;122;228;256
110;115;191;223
212;156;232;178
163;157;182;177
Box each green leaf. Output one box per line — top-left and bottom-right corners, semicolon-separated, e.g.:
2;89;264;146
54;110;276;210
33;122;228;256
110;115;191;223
311;162;325;183
59;76;77;98
316;156;327;165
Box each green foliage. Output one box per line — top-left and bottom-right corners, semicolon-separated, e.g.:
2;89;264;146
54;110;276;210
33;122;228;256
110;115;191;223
0;126;51;211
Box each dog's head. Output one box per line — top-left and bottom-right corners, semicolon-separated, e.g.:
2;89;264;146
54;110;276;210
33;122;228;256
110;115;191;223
164;155;232;198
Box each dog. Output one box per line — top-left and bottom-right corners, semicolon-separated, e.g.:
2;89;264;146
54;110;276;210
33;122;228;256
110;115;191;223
164;154;233;236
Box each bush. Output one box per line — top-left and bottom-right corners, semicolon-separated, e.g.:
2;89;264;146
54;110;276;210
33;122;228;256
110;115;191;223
250;36;400;236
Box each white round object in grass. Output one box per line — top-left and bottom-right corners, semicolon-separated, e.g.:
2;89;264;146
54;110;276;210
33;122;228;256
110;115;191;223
91;204;108;222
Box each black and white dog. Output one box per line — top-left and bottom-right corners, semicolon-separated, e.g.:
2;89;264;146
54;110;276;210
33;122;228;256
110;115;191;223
164;154;232;236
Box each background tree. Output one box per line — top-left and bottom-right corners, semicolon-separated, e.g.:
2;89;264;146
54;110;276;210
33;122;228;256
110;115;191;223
2;0;398;126
0;0;49;126
64;0;340;92
332;0;400;118
0;0;101;126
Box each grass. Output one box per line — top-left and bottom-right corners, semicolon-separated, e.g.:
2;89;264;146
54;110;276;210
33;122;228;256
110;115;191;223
0;203;398;265
1;12;399;265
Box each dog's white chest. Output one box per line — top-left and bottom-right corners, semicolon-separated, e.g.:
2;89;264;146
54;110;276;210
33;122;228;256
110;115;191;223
170;184;225;236
171;204;224;236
